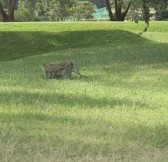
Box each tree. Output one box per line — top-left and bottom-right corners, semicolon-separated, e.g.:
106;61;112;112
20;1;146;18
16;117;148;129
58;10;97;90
36;0;73;21
0;0;16;21
104;0;150;26
15;0;31;21
34;0;95;21
155;0;167;11
71;1;94;20
154;0;168;20
105;0;132;21
90;0;106;8
105;0;114;20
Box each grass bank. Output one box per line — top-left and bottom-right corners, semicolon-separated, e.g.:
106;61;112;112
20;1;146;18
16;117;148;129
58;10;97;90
1;21;168;62
0;22;168;161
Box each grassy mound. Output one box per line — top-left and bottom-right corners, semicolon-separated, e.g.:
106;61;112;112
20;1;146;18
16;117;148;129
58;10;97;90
1;21;168;62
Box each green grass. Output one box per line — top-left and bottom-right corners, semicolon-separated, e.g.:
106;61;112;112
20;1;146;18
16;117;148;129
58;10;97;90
0;21;168;162
1;21;168;62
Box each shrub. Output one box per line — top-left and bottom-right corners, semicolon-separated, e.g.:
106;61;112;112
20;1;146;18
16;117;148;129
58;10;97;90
155;10;168;20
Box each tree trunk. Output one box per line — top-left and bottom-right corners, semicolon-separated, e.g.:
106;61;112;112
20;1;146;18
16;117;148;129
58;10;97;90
0;0;15;22
116;6;122;20
105;0;114;21
0;3;9;21
142;0;149;26
8;0;16;21
105;0;132;21
121;1;132;21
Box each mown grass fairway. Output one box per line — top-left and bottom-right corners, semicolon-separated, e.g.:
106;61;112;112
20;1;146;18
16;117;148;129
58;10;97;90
0;22;168;162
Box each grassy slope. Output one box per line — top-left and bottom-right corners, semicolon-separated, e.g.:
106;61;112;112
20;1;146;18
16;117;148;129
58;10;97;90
0;22;168;161
1;21;168;62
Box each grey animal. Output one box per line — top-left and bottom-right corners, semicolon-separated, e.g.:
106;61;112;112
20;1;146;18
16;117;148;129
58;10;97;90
42;60;87;79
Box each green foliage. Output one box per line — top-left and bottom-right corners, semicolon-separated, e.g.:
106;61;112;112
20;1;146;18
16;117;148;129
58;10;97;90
44;0;69;21
35;0;94;21
34;0;45;17
15;0;31;21
155;10;168;20
0;0;8;8
71;1;94;20
35;0;74;21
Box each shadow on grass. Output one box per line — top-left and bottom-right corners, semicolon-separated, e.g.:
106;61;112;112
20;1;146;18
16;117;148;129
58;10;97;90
0;30;151;62
0;90;150;109
0;110;167;150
